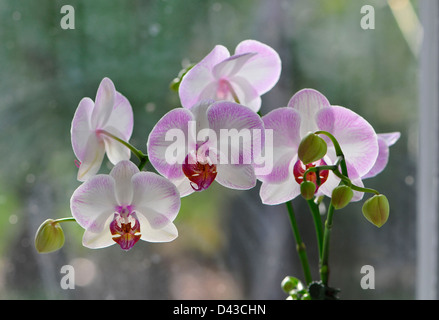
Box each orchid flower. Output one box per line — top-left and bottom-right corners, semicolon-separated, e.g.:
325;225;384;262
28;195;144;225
71;77;134;182
70;160;180;251
178;40;281;112
256;88;400;205
147;100;265;197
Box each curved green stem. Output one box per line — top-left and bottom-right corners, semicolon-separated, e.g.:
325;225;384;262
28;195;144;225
314;131;348;176
307;200;324;258
97;130;149;169
320;203;335;286
54;217;77;223
304;165;380;195
285;201;313;286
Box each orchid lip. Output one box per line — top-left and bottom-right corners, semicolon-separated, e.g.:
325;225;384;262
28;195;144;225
182;149;217;192
293;159;329;192
110;206;141;251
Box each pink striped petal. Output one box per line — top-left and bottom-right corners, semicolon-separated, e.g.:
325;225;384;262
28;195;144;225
91;78;116;129
207;101;265;164
316;106;379;178
362;132;400;179
70;175;116;231
131;172;181;229
256;108;301;183
147;108;195;180
76;134;106;182
101;126;131;165
71;97;93;161
109;160;139;205
105;92;134;141
179;45;230;109
287;89;331;137
215;163;256;190
233;39;281;96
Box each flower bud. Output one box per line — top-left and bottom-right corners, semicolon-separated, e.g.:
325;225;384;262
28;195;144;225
281;276;303;294
298;133;327;165
35;219;65;253
362;194;390;228
331;185;353;210
300;181;316;200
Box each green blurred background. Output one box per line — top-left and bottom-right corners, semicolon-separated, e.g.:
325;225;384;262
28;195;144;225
0;0;417;299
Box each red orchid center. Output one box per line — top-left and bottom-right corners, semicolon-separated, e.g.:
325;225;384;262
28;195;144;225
293;159;329;192
182;150;217;192
110;206;141;251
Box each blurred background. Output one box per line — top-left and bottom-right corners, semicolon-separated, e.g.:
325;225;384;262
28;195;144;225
0;0;418;299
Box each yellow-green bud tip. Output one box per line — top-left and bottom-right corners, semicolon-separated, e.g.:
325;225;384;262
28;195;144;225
362;194;390;228
331;185;354;210
298;133;327;165
35;219;65;253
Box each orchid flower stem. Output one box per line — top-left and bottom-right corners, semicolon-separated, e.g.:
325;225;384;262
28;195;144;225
314;131;348;176
307;200;324;258
304;165;380;195
98;130;149;170
54;217;77;224
320;203;335;286
285;201;313;286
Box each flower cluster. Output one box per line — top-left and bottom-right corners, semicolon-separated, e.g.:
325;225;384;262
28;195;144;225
35;39;399;299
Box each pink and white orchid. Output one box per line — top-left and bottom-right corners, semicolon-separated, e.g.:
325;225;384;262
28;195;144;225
147;100;265;197
70;160;180;251
178;40;281;112
71;77;134;182
257;88;400;205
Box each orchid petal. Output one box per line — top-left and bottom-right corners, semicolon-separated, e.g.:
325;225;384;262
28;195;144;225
109;160;139;205
212;52;257;79
316;106;379;178
215;163;256;190
171;175;195;197
91;78;116;129
105;92;134;141
287;89;331;137
71;97;93;161
228;76;262;112
256;107;300;182
179;45;230;109
362;132;400;179
82;216;115;249
101;126;131;165
70;175;116;230
131;172;181;229
259;159;301;205
76;134;106;182
147;108;196;180
207;101;265;164
233;39;282;95
136;213;178;242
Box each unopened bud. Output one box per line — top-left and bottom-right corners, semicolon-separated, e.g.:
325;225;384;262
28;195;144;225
331;185;353;210
35;219;65;253
362;194;390;228
300;181;316;200
281;276;303;294
298;133;327;165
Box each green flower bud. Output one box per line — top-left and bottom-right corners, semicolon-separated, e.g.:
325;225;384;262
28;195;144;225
300;181;316;200
362;194;390;228
281;276;303;294
35;219;65;253
298;133;327;165
331;185;354;210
